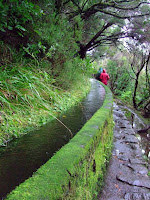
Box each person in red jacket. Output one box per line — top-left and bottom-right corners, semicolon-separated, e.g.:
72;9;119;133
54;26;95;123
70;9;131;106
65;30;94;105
99;69;110;85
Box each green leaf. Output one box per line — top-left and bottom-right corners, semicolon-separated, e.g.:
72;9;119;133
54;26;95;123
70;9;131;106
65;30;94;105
0;27;6;32
15;25;26;32
7;26;13;30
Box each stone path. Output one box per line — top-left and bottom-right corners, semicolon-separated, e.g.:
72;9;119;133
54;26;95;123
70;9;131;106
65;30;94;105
98;102;150;200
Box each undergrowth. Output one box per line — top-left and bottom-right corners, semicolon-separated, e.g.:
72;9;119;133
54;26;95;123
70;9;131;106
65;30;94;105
0;0;93;147
0;58;91;146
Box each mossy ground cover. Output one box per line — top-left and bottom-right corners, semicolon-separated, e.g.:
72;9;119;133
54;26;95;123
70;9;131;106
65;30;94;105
63;116;113;200
6;83;113;200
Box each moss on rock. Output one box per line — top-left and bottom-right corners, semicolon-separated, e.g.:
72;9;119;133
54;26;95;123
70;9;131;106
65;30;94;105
6;82;113;200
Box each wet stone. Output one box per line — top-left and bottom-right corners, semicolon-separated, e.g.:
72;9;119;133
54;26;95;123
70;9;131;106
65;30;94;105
128;143;138;150
116;174;150;189
113;110;125;118
132;149;143;158
123;135;139;143
119;163;134;172
98;101;150;200
113;105;120;110
124;129;136;135
143;193;150;200
117;121;126;126
124;125;133;129
129;158;147;165
114;136;124;141
114;124;121;131
123;139;138;144
118;155;129;161
125;164;148;175
124;192;150;200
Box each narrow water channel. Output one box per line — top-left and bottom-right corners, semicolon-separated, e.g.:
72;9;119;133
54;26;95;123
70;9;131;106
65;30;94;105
0;79;105;199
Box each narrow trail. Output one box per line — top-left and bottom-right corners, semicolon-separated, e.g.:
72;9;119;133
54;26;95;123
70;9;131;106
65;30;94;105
98;102;150;200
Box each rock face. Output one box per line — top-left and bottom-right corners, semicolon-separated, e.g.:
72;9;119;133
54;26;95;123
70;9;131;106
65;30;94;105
98;102;150;200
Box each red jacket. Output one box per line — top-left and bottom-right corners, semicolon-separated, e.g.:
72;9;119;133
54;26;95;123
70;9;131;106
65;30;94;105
100;69;110;85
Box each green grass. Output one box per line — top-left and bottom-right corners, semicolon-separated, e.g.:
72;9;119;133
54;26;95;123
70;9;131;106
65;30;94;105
0;63;91;146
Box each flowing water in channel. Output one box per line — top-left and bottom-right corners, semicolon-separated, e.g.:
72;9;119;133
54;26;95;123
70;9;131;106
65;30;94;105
0;79;105;199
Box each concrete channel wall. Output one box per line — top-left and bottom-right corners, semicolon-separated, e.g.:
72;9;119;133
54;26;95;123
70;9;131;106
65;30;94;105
6;83;113;200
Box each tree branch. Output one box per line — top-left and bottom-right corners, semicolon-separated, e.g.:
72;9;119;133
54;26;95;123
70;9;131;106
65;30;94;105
81;1;150;20
113;2;150;11
88;32;125;47
84;22;113;50
96;9;150;19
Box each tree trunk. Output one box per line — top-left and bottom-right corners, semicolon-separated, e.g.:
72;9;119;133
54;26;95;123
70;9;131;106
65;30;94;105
132;72;139;109
132;53;150;110
78;48;87;59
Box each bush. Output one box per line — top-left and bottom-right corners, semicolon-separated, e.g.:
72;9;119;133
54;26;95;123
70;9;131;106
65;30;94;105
120;91;132;103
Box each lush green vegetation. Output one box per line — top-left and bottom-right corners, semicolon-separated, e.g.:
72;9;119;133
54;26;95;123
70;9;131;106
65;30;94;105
0;1;149;199
97;46;150;119
0;0;149;142
6;84;113;200
0;61;91;146
0;1;92;145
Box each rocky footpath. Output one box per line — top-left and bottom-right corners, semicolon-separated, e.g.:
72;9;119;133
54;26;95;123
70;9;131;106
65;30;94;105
98;102;150;200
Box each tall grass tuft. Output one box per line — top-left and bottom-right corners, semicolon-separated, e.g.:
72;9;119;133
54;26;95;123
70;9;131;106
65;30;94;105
0;58;91;146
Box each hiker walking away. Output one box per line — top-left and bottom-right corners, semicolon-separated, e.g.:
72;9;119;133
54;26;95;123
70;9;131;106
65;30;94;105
100;69;110;85
96;67;103;81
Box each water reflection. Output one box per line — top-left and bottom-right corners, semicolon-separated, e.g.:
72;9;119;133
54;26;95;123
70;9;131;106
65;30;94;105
0;79;105;199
